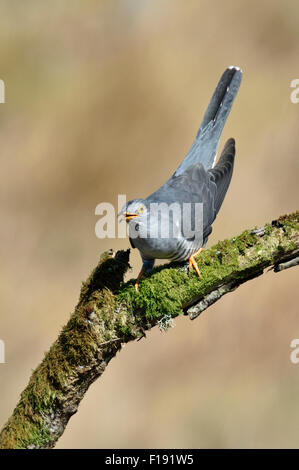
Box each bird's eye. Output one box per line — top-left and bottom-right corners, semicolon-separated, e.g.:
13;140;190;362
137;205;145;214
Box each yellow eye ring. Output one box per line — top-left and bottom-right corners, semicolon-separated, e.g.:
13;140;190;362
137;204;145;214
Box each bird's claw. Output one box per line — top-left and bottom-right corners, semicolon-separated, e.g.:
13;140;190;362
188;248;204;277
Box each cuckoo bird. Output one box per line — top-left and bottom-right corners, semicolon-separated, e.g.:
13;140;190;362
120;66;242;290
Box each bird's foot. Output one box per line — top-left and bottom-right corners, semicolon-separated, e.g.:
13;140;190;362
134;269;146;291
188;248;204;277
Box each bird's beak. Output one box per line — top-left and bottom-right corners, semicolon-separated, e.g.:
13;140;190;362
125;212;138;222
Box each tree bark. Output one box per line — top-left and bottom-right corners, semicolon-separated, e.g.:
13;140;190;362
0;211;298;449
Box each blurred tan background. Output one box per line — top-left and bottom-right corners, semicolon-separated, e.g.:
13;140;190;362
0;0;298;448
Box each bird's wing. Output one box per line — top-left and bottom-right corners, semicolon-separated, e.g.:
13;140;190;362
175;66;242;175
208;138;235;215
147;163;217;241
147;139;235;240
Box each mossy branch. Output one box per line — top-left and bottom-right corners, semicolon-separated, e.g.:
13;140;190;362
0;212;298;449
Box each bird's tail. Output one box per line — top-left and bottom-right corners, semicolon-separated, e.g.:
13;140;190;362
175;66;242;175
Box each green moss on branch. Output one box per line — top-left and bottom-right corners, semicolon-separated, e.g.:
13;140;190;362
0;212;298;449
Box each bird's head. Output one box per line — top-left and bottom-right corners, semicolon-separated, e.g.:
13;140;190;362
118;199;148;223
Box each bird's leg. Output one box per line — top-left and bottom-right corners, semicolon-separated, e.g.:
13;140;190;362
134;269;146;291
135;259;155;291
189;248;204;277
